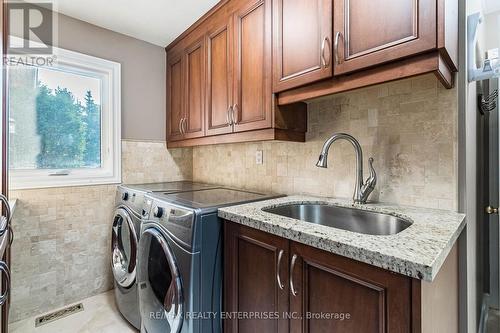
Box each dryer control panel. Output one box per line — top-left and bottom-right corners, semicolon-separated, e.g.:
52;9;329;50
142;194;195;251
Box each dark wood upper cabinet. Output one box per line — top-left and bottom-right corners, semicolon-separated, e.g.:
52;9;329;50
165;0;457;146
166;0;306;148
279;0;457;104
224;222;290;333
272;0;333;92
166;53;184;142
333;0;436;75
205;12;234;136
167;35;206;142
183;37;206;139
232;0;273;132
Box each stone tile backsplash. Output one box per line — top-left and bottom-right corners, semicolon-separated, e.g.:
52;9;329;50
121;140;192;184
9;140;191;322
193;74;458;210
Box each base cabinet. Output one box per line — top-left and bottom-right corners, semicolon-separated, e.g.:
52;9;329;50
289;241;411;333
224;222;290;333
224;221;459;333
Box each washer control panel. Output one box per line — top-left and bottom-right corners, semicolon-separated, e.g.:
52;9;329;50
116;185;144;216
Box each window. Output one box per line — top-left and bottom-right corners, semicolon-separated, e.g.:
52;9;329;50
8;42;121;189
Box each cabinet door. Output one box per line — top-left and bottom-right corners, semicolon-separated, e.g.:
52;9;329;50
224;222;289;333
183;37;205;139
333;0;436;75
205;15;234;136
166;53;184;142
272;0;332;92
232;0;273;133
289;241;412;333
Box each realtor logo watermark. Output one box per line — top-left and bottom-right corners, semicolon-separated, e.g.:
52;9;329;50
5;0;57;66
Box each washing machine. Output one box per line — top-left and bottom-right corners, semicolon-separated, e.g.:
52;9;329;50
137;188;281;333
111;182;219;329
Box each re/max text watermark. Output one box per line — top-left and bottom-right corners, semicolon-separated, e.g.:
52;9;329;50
149;311;351;321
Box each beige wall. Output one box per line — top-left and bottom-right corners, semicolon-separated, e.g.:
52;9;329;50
8;141;191;322
55;13;167;141
193;74;458;210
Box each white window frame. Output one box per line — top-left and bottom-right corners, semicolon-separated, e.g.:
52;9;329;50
9;41;121;189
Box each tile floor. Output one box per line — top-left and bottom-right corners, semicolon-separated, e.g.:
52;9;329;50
9;290;137;333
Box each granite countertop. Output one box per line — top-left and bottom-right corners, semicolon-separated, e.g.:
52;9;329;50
218;195;466;282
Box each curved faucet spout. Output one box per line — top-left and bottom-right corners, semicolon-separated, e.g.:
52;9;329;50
316;133;376;204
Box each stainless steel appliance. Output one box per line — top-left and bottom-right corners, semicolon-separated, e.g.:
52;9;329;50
111;182;218;329
138;188;281;333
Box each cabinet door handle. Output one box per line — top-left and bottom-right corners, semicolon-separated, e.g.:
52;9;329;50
179;118;184;135
334;31;342;65
0;261;10;306
232;104;238;125
226;106;233;126
290;254;298;296
182;117;188;134
321;36;331;68
277;249;285;290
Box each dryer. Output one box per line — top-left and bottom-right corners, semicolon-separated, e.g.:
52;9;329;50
138;188;281;333
111;182;218;329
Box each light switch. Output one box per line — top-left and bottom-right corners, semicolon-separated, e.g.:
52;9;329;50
255;150;263;165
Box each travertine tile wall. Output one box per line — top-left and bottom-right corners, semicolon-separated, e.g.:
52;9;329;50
193;74;458;210
9;140;192;322
121;140;192;183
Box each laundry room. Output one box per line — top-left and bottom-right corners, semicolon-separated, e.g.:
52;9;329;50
0;0;498;332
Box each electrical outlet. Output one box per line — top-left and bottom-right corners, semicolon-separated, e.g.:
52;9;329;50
255;150;263;165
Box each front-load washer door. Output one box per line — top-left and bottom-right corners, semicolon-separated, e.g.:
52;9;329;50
138;227;183;333
111;208;138;288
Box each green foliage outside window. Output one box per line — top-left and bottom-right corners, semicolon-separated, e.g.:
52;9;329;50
9;66;102;170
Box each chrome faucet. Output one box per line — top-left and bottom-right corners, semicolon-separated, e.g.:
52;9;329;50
316;133;377;204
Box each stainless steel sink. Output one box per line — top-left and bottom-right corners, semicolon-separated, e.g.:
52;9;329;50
262;204;412;235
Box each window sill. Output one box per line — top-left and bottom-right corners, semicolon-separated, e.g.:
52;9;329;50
10;177;121;190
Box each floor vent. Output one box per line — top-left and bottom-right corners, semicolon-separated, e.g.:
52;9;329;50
35;303;84;327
